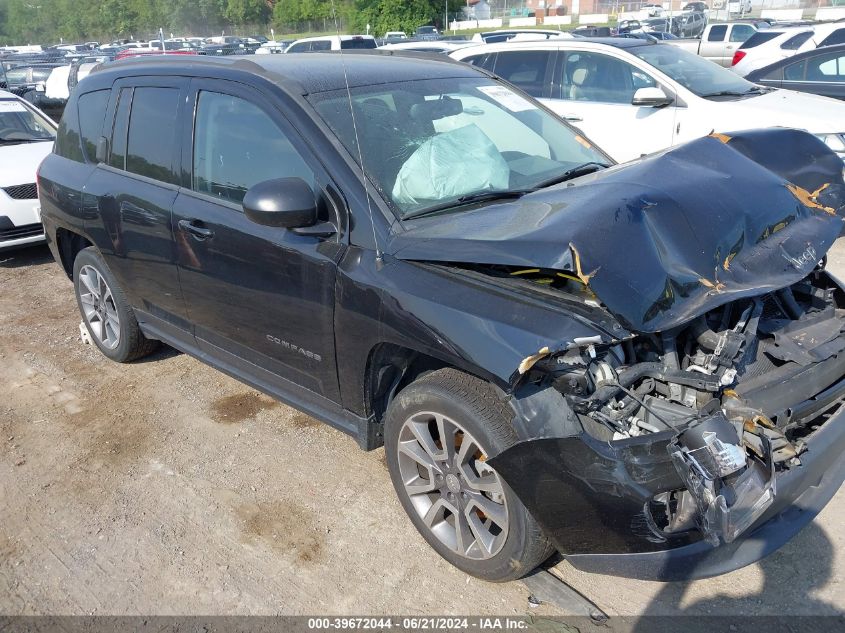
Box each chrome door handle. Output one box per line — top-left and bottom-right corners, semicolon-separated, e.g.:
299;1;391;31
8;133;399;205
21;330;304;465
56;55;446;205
178;219;214;240
563;114;583;122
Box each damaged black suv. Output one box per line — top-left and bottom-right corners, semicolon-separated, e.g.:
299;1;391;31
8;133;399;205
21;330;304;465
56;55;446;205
38;53;845;582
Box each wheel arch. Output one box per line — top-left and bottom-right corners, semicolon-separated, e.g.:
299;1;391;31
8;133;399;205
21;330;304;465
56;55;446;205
362;343;505;448
55;227;93;279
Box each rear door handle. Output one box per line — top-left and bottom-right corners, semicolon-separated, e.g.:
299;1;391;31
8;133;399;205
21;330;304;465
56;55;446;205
563;113;583;122
178;219;214;240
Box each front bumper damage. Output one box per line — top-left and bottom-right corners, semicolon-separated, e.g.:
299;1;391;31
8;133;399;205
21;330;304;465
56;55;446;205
489;386;845;582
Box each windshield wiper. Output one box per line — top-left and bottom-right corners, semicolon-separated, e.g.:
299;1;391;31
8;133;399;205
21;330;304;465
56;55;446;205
700;87;765;98
700;90;746;97
402;189;532;220
531;162;610;190
0;137;53;145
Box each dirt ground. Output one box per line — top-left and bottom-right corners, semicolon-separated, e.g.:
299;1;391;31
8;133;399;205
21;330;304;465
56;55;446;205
1;240;844;621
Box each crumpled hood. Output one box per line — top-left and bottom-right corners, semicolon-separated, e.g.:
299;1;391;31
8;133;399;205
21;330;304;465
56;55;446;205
390;128;845;333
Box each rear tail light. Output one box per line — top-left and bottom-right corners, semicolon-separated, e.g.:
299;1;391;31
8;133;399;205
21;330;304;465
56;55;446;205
732;50;746;66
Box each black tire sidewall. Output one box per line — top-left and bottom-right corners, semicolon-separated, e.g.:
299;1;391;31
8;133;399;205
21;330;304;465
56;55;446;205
384;376;542;582
73;248;140;363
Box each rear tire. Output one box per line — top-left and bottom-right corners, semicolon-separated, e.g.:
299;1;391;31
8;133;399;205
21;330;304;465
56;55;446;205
73;247;158;363
384;368;555;582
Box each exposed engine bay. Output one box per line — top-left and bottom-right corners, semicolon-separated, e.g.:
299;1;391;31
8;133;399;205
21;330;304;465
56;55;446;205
391;128;845;577
508;265;845;546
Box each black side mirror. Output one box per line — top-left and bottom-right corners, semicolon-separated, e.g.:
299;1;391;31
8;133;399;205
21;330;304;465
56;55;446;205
95;136;109;163
242;177;318;228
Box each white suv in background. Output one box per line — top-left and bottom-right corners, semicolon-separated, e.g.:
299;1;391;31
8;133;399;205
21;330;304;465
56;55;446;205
284;35;377;52
732;23;845;76
450;39;845;163
728;0;752;15
0;90;56;250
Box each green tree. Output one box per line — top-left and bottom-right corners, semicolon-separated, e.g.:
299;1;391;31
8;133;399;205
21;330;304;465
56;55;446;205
351;0;462;36
225;0;269;24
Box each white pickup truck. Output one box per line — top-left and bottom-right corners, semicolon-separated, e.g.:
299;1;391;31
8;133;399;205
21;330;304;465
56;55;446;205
670;21;759;66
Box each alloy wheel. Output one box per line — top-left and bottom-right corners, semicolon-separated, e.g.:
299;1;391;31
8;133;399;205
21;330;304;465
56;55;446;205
78;265;121;350
396;411;509;560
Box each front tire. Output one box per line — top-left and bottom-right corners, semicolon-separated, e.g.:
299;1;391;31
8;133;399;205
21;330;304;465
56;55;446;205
73;247;158;363
384;368;554;582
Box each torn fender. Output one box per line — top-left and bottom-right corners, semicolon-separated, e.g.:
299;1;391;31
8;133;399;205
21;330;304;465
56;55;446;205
390;128;845;333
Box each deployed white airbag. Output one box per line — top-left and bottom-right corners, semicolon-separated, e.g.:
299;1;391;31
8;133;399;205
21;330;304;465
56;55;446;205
392;124;509;206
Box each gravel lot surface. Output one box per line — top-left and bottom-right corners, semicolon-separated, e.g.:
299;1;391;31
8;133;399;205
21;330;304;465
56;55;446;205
1;241;843;621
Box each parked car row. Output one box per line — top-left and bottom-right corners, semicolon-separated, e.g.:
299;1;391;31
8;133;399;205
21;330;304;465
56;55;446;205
450;38;845;163
745;43;845;101
0;89;56;251
671;20;760;66
732;21;845;76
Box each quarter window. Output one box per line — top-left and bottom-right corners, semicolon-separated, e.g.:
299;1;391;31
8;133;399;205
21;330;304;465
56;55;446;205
125;87;179;184
740;31;779;49
55;96;84;162
762;66;784;81
784;60;806;81
462;53;496;71
191;91;315;204
781;31;813;50
77;90;110;163
819;29;845;47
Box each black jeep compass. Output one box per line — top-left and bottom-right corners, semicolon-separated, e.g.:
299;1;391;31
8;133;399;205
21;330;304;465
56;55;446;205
38;52;845;582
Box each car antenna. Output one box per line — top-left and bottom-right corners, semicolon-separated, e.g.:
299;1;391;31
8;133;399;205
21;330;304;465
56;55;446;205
329;0;384;265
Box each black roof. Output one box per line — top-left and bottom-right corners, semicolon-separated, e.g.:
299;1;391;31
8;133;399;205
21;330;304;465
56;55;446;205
575;37;657;49
96;51;479;94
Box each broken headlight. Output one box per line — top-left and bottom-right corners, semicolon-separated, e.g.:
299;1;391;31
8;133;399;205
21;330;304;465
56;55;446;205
667;411;776;546
680;422;747;479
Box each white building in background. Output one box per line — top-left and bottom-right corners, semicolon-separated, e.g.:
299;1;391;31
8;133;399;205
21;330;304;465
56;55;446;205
463;0;492;19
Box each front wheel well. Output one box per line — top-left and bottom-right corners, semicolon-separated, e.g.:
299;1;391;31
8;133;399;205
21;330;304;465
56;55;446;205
364;344;498;448
55;228;92;279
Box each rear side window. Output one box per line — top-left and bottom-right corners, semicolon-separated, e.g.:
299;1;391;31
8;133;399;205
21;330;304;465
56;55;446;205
125;87;179;184
55;97;85;162
729;25;756;43
287;42;310;53
707;25;727;41
109;87;131;169
807;52;845;81
819;29;845;48
192;91;315;204
762;66;784;81
341;38;376;50
781;31;813;50
492;50;551;98
739;31;779;49
77;90;110;163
